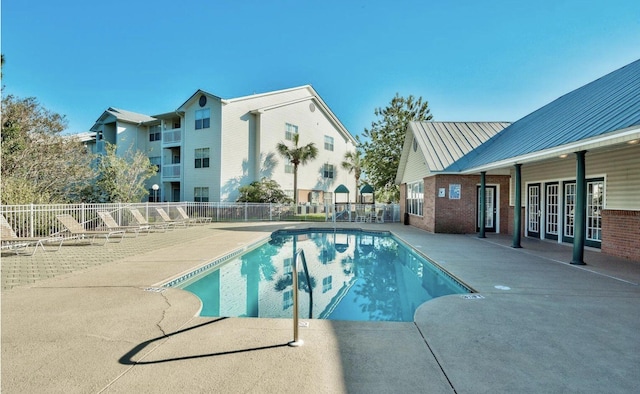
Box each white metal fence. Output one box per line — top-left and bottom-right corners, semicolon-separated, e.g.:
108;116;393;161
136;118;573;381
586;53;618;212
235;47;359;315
1;202;400;238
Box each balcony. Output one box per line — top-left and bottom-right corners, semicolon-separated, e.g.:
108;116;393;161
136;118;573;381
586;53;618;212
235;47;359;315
162;128;182;147
162;164;181;180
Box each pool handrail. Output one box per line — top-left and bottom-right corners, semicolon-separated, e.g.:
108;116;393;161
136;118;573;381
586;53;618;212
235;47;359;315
289;249;312;347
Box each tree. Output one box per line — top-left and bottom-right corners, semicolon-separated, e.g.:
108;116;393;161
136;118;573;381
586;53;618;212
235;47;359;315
94;143;157;203
341;149;363;203
1;94;97;204
360;94;432;202
236;178;293;203
276;133;319;205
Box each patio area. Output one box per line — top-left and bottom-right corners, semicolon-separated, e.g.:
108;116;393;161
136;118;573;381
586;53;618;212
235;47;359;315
2;222;639;393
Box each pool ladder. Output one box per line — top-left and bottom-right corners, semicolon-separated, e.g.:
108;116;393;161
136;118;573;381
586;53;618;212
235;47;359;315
289;249;312;347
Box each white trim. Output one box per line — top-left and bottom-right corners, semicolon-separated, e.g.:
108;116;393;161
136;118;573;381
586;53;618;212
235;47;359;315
476;183;500;233
524;174;606;245
458;125;640;174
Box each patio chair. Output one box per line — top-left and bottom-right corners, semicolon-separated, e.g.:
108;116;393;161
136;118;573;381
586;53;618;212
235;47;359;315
1;214;64;256
354;208;368;223
128;208;174;232
155;207;188;227
176;206;212;225
55;214;125;245
375;209;385;223
97;211;150;237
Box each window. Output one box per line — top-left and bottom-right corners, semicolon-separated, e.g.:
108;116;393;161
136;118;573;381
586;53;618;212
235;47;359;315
285;123;298;140
323;164;334;179
324;135;334;151
283;257;293;274
322;276;333;293
406;181;424;216
194;187;209;202
284;158;294;174
283;290;293;309
149;125;161;141
194;148;210;168
195;108;210;130
150;156;161;173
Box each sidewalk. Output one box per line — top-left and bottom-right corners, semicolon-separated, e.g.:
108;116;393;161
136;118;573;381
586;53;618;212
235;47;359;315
2;222;639;393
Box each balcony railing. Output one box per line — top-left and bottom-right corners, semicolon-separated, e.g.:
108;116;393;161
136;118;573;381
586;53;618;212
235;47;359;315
162;164;181;179
162;128;181;145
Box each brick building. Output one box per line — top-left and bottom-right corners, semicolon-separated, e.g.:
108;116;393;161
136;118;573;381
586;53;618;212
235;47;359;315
396;60;640;262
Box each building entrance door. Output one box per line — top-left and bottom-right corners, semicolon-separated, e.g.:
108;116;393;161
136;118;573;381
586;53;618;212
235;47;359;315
477;185;497;232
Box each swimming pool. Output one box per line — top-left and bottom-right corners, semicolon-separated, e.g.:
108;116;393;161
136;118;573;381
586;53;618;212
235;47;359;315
168;229;471;322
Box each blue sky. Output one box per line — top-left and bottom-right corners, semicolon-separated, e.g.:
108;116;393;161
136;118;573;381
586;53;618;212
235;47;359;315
2;0;639;138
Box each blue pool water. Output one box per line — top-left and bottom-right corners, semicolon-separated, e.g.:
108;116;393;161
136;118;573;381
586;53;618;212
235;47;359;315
173;229;470;322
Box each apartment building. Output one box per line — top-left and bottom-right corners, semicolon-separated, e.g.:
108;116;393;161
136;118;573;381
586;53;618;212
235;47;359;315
89;85;358;204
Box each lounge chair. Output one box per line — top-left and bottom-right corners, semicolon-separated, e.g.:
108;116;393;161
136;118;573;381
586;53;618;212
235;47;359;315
97;211;150;237
176;206;212;225
128;208;173;232
1;214;63;256
375;209;385;223
55;214;125;245
155;207;188;227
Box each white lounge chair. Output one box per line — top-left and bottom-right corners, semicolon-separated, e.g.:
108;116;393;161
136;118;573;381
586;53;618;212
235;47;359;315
128;208;173;232
97;211;150;237
1;214;63;256
155;207;188;227
176;206;212;225
56;214;125;245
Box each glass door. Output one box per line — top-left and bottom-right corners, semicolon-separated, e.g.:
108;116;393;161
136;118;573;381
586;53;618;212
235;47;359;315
527;184;540;238
545;183;559;240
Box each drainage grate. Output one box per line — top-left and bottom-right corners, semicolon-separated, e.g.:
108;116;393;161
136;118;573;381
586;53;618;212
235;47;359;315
461;294;484;300
143;287;166;293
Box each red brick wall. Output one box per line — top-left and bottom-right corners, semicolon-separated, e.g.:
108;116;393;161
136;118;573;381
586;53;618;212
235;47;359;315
601;210;640;261
400;174;510;234
403;177;435;232
432;174;510;234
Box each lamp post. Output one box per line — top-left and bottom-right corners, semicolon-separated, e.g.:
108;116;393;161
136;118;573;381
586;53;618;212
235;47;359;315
152;184;159;202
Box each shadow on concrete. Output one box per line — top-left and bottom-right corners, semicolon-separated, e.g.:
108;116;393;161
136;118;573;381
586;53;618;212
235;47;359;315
119;317;288;365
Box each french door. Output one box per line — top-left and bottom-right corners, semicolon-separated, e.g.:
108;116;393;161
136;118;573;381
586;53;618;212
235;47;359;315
545;182;559;240
527;183;541;238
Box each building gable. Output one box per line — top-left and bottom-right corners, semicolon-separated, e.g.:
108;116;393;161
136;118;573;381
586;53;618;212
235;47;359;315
396;122;509;184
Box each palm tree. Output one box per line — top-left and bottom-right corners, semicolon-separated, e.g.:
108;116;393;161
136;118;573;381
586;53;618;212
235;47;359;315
341;149;362;203
276;133;319;205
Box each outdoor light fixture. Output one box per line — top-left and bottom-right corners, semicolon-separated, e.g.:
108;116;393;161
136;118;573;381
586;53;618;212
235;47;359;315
627;139;639;145
152;184;159;202
559;154;568;159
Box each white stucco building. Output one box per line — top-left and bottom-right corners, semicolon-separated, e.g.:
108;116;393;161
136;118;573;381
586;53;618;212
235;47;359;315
89;85;358;203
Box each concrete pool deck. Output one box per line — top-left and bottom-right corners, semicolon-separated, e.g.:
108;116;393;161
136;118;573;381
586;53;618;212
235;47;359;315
2;222;639;393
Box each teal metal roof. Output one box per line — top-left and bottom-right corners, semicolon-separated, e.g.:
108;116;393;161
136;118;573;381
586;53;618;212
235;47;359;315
334;184;349;193
360;184;374;194
446;59;640;172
